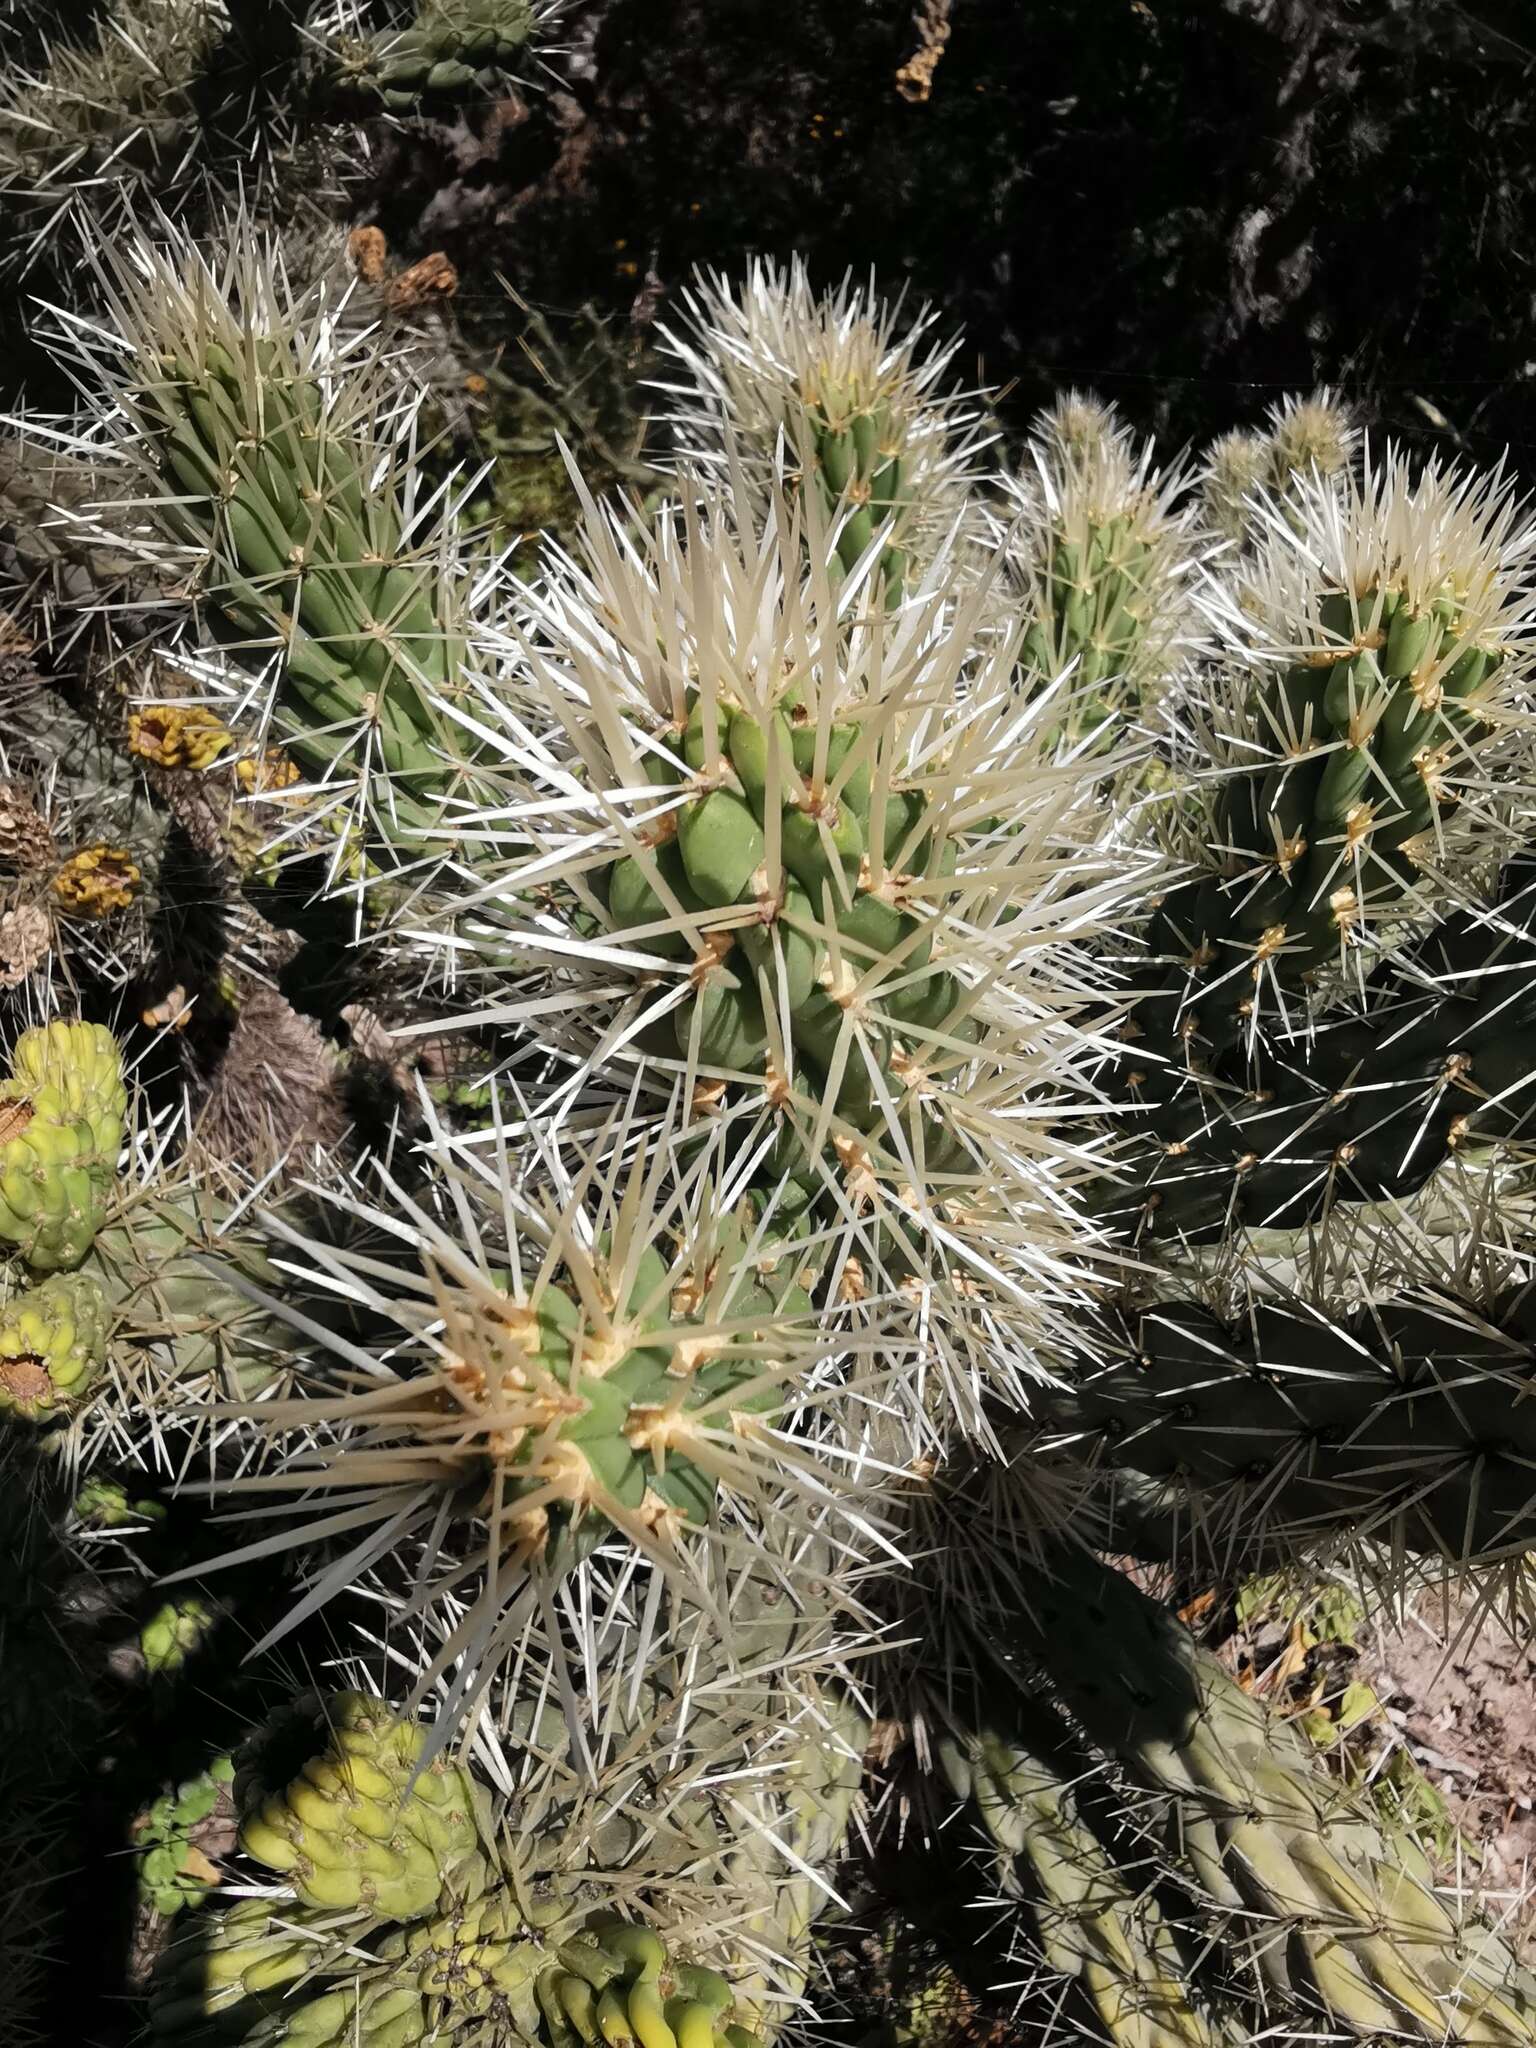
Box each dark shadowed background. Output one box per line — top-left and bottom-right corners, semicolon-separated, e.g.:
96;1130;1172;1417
356;0;1536;462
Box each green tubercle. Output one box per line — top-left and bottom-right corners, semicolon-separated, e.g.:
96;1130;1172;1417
600;688;964;1156
137;1758;236;1918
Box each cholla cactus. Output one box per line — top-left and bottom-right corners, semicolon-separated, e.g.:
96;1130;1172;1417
1264;388;1359;493
1050;1286;1536;1572
45;220;483;879
174;1096;895;1723
141;1591;218;1672
312;0;565;116
0;1016;312;1482
0;0;561;293
0;0;234;278
1102;450;1536;1250
887;1470;1536;2047
998;392;1205;735
1109;848;1536;1244
1202;389;1359;547
17;169;1536;2048
1010;1545;1536;2043
658;259;992;602
938;1712;1234;2048
135;1755;236;1917
1161;447;1536;1041
395;467;1155;1433
151;1599;867;2042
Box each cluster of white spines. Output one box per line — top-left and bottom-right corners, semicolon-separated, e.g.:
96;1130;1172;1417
660;258;978;449
1201;388;1361;546
1189;446;1536;873
655;257;993;575
990;388;1209;718
174;1093;895;1718
1222;448;1536;658
434;465;1148;1400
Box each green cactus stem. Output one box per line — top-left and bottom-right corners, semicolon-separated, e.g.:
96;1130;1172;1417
312;0;544;119
1008;392;1198;734
137;1758;237;1918
1047;1287;1536;1568
1108;854;1536;1244
939;1707;1229;2048
237;1692;495;1920
994;1543;1536;2043
105;281;478;859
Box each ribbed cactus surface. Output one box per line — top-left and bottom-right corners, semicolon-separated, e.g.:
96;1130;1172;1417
659;259;987;603
0;1268;111;1419
537;1922;765;2048
600;680;974;1156
1144;455;1532;1055
1005;392;1198;732
940;1716;1227;2048
151;1648;863;2045
149;1893;357;2038
1005;1545;1536;2042
1113;853;1536;1241
1052;1289;1536;1565
16;192;1536;2048
316;0;542;117
0;1021;126;1270
238;1692;493;1919
112;295;470;845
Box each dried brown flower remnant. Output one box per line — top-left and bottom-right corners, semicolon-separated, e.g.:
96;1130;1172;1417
0;782;56;870
0;1355;52;1406
0;1097;33;1143
895;0;953;102
348;224;388;285
384;251;458;312
0;905;51;988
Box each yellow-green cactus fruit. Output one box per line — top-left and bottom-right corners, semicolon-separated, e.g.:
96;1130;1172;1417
252;1892;542;2044
539;1922;765;2048
239;1693;491;1922
6;1020;128;1147
141;1596;215;1676
148;1894;348;2036
0;1021;126;1269
243;1982;426;2046
385;1890;539;2031
0;1270;111;1420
